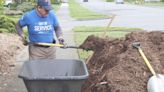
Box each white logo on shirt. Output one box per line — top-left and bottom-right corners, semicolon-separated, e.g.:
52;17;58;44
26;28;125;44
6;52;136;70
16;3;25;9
34;22;52;31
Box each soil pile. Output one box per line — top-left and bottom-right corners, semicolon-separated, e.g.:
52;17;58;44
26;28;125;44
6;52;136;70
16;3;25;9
0;33;24;74
80;31;164;92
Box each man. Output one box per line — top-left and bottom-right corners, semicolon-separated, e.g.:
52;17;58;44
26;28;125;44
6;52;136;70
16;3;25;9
16;0;64;60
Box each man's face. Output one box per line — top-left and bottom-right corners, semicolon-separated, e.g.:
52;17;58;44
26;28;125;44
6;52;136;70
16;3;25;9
37;6;49;17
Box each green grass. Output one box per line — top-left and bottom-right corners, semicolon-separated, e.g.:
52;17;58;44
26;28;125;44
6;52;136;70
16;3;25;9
52;3;61;11
144;2;164;7
73;26;143;60
126;1;164;7
69;0;109;20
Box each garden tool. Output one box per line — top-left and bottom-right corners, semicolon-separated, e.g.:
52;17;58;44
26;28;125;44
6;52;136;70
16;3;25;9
132;42;164;92
28;42;80;49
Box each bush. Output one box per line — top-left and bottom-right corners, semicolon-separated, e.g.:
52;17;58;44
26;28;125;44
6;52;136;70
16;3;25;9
106;0;114;2
9;3;18;10
0;5;3;10
17;2;34;12
0;28;8;33
4;10;23;15
0;16;16;33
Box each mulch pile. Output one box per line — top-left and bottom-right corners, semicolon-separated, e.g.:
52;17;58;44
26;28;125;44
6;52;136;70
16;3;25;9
0;33;24;74
80;31;164;92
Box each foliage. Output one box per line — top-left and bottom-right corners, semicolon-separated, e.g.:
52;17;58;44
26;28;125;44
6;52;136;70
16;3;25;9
0;0;4;10
17;2;34;12
106;0;114;2
0;16;16;33
0;0;5;5
51;3;61;11
51;0;61;4
0;28;8;33
9;3;18;10
4;10;23;15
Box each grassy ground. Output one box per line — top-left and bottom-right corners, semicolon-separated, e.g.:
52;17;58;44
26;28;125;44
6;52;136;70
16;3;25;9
73;26;143;60
52;3;62;11
126;1;164;7
143;2;164;7
68;0;109;20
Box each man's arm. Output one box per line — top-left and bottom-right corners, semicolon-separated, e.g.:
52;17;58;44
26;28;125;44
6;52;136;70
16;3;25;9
54;24;63;38
16;22;27;45
54;24;65;44
16;22;25;39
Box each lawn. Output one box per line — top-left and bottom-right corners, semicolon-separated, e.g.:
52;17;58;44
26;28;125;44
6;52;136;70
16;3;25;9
69;0;109;20
144;2;164;7
126;1;164;7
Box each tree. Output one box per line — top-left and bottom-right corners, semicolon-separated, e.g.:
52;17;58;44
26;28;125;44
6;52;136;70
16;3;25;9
0;0;4;9
0;0;5;5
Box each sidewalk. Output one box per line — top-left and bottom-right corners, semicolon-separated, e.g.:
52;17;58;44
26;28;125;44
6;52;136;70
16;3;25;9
55;3;79;59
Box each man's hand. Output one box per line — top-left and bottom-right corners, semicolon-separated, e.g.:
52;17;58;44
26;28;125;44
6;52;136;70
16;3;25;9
58;38;65;45
21;37;28;46
58;38;67;48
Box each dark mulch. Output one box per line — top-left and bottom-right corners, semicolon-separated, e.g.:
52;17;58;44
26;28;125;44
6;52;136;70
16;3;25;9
80;31;164;92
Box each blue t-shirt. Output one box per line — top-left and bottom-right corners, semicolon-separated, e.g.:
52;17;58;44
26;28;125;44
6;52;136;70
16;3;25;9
19;9;59;43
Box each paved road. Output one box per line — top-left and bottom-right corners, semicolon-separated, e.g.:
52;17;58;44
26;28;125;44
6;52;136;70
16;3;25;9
77;0;164;31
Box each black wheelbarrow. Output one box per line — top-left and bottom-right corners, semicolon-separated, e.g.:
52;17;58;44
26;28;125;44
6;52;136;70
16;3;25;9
18;59;89;92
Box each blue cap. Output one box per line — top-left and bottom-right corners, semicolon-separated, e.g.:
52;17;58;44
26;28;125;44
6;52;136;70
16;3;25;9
37;0;52;11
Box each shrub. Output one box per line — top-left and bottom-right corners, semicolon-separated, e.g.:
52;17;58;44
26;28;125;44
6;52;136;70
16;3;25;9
17;2;35;12
106;0;114;2
4;10;23;15
9;3;18;10
0;16;16;33
0;28;8;33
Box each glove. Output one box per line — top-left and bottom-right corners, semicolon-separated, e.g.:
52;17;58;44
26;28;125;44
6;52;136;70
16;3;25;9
58;38;65;45
58;38;67;48
21;37;28;46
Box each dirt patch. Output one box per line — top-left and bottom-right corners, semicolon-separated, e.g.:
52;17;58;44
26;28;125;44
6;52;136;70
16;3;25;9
80;31;164;92
0;33;24;74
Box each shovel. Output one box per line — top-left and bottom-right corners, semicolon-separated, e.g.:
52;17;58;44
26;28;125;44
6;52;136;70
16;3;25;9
28;42;80;49
132;42;164;92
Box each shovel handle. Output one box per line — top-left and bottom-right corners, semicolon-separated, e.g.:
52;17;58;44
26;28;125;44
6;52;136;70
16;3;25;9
66;46;79;49
28;42;80;49
35;43;64;47
138;48;156;76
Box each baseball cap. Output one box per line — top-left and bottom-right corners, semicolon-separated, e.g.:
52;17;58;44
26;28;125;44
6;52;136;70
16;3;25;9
37;0;53;11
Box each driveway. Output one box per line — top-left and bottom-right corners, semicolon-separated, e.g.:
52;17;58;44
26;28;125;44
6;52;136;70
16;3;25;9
77;0;164;31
